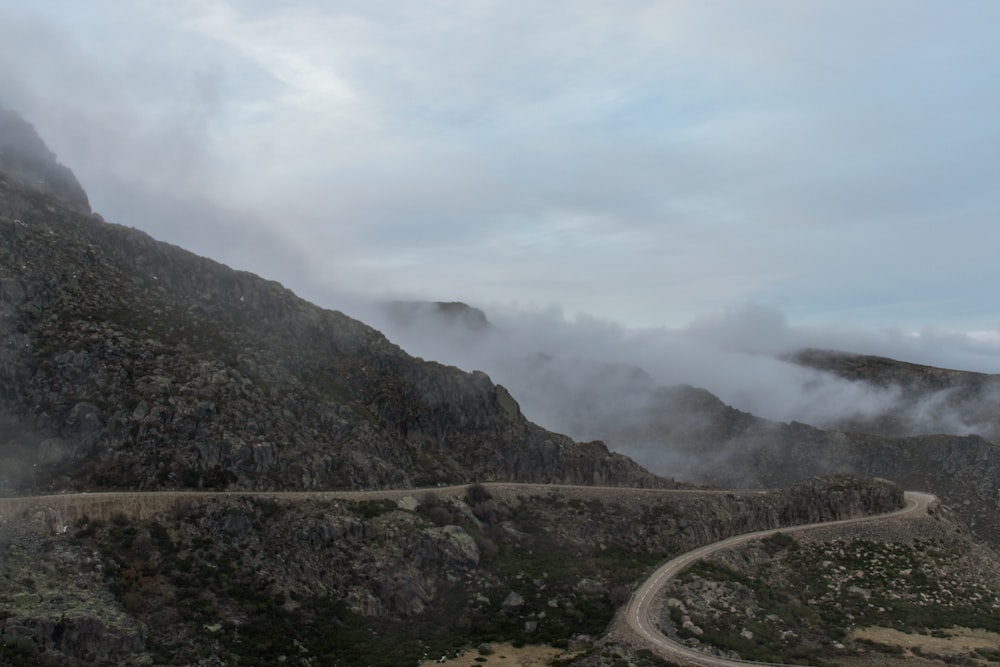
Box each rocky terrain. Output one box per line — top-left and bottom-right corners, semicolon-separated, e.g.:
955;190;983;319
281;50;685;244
659;502;1000;665
0;108;90;215
1;477;903;666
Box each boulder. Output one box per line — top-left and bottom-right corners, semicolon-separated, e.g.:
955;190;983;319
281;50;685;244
501;591;525;615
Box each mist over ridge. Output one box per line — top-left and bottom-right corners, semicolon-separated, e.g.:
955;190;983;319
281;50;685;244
358;299;1000;479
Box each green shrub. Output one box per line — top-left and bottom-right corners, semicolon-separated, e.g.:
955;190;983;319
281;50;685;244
761;532;798;555
352;499;396;518
466;482;492;504
681;559;746;583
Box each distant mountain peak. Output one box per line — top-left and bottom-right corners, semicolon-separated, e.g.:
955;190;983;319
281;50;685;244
0;106;90;214
381;300;490;332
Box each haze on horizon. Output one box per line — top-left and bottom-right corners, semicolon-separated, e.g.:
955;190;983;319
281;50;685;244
2;1;1000;369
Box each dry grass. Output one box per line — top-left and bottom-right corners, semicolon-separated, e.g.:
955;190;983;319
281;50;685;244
851;626;1000;664
428;642;577;666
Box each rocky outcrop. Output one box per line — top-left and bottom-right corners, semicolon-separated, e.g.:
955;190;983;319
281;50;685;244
0;516;149;665
417;524;481;575
501;591;525;614
8;617;146;664
0;108;90;214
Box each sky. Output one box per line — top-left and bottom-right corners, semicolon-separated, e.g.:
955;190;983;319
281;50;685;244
3;1;1000;367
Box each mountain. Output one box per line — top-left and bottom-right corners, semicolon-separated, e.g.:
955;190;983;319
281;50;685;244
1;110;998;667
0;111;663;495
381;300;491;333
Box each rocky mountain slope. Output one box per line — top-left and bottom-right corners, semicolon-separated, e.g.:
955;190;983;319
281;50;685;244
0;109;663;495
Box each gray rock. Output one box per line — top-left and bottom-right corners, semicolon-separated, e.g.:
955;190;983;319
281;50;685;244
376;577;431;616
64;402;103;458
575;577;604;595
847;584;871;600
222;511;254;540
501;591;525;614
397;496;419;511
416;525;480;574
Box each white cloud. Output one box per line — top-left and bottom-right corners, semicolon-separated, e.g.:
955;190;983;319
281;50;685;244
357;299;1000;482
2;0;1000;331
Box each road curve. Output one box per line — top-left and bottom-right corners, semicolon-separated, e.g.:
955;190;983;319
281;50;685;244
625;491;936;667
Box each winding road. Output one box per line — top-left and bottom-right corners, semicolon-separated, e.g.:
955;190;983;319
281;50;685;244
625;491;937;667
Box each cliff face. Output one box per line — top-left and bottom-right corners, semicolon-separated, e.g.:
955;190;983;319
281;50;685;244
0;111;662;494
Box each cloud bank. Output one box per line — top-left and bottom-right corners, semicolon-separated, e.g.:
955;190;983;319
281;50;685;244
1;1;999;335
356;299;1000;479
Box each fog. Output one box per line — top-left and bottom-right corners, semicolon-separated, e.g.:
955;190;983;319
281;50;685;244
349;299;1000;478
359;299;1000;420
369;303;858;428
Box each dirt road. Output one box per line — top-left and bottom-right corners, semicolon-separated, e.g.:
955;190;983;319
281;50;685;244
0;483;762;523
624;491;936;667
